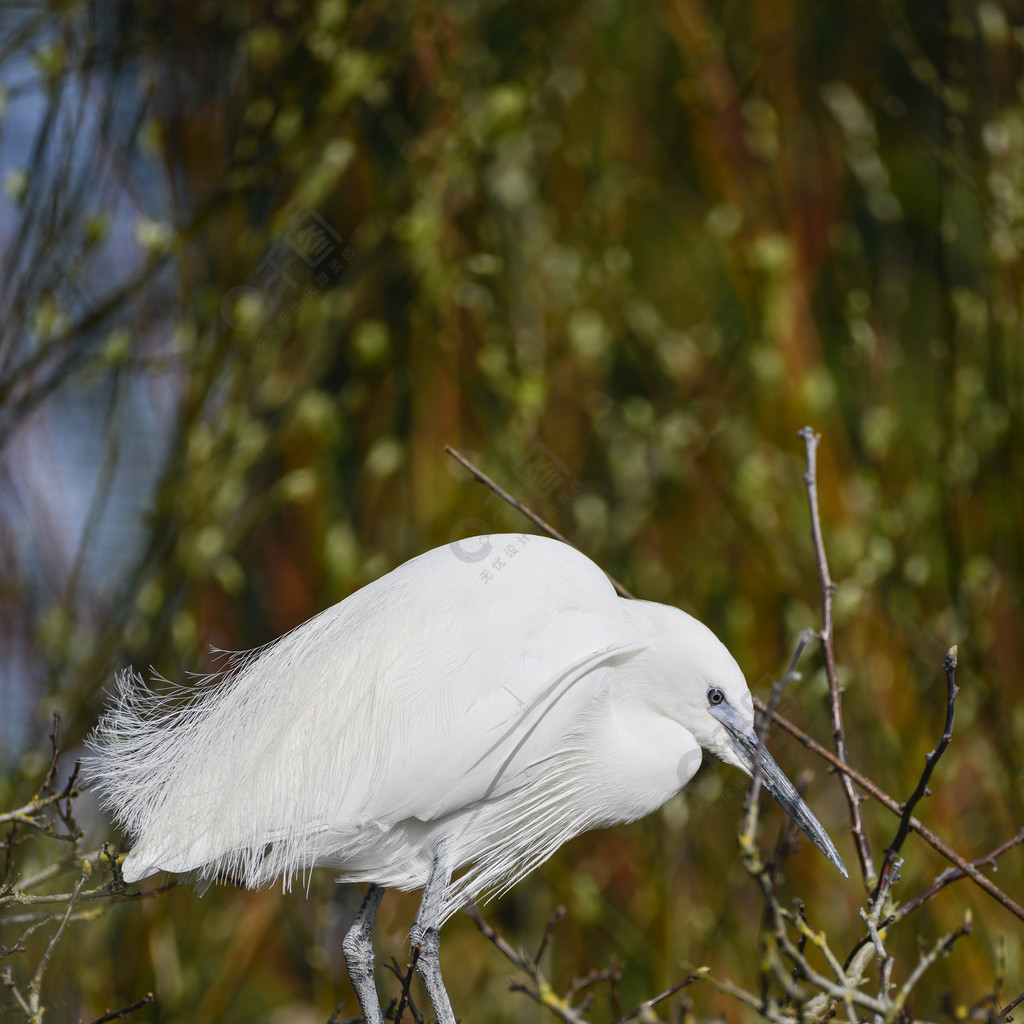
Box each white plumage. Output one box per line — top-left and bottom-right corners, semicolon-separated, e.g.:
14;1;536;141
88;533;844;1024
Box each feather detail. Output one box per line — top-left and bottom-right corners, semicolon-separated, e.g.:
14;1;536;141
85;536;656;892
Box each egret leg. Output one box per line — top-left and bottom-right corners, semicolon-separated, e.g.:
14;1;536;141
409;842;456;1024
342;883;386;1024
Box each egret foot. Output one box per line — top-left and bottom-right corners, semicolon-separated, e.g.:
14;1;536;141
409;841;456;1024
342;883;385;1024
410;925;454;1024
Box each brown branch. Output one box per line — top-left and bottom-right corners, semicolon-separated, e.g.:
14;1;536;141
1001;989;1024;1022
534;905;565;967
565;963;620;1013
875;646;959;902
612;974;699;1024
470;905;594;1024
798;426;875;888
444;445;635;599
894;827;1024;924
756;696;1024;924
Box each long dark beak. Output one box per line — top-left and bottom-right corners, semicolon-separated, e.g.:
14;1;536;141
712;701;848;877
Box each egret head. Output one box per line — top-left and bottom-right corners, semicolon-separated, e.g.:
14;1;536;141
638;601;848;878
705;684;848;876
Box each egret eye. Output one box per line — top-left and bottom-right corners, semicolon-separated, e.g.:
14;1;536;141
707;686;725;707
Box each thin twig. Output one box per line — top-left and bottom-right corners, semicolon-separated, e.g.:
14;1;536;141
612;974;698;1023
1001;989;1024;1021
757;697;1024;923
751;629;816;811
470;905;594;1024
325;1003;362;1024
445;445;635;599
687;967;770;1018
388;952;421;1024
40;712;62;796
891;911;972;1016
566;963;620;1007
875;647;959;903
799;426;875;889
894;828;1024;923
0;775;90;827
854;855;899;980
82;992;155;1024
742;629;814;902
28;869;88;1016
534;905;565;966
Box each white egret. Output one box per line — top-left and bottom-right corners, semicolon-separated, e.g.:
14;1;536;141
88;533;846;1024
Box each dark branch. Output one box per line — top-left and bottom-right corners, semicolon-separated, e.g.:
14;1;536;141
387;952;422;1024
533;905;565;967
875;646;959;902
612;974;698;1024
83;992;155;1024
41;711;62;796
1001;989;1024;1022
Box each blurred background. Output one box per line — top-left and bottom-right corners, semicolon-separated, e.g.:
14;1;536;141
1;0;1022;1020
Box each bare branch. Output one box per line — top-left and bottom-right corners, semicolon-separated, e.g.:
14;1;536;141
26;869;88;1018
82;992;155;1024
891;911;972;1016
40;712;62;796
895;827;1024;923
740;629;815;908
444;445;635;599
0;773;90;828
612;974;698;1024
1001;989;1024;1022
689;964;810;1024
469;905;596;1024
756;696;1024;924
875;647;960;902
533;905;565;967
798;426;875;889
388;951;422;1024
750;628;816;813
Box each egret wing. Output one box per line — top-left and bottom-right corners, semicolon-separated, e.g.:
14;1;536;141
88;536;653;886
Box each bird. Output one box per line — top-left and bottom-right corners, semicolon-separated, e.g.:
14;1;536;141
87;533;847;1024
